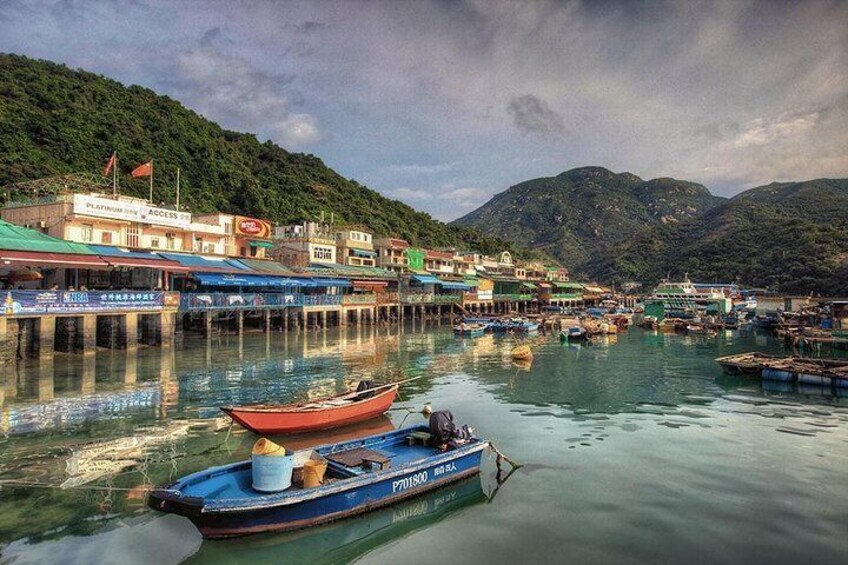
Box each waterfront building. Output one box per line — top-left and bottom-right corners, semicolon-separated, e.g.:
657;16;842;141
424;250;454;274
404;248;426;272
373;238;410;273
334;229;377;268
273;221;337;267
545;266;570;282
1;192;272;259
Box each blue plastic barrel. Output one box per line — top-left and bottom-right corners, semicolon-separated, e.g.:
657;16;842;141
252;452;294;492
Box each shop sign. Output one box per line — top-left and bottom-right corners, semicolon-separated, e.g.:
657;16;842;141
73;195;191;228
234;216;272;238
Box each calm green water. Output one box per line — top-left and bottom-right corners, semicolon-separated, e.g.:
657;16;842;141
1;324;846;564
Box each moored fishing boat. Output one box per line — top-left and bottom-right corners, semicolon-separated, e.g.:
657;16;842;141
560;326;587;342
221;384;399;435
453;323;487;337
147;426;490;539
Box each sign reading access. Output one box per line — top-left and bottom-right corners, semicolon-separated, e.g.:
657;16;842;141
73;195;191;229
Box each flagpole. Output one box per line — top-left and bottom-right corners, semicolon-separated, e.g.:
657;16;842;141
112;152;117;196
149;159;154;203
176;166;180;210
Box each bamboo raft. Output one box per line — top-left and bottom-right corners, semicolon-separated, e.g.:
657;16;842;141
715;352;848;387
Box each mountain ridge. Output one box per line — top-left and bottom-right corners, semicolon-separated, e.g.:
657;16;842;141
454;167;848;294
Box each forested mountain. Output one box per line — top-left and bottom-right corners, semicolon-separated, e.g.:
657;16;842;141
455;168;848;295
0;54;511;255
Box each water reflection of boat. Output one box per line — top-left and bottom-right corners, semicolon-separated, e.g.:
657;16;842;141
274;415;395;451
186;475;487;564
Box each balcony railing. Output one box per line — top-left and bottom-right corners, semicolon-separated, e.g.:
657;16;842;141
550;293;582;300
179;293;342;311
342;294;377;305
432;294;462;305
493;293;534;302
401;292;433;304
376;292;400;305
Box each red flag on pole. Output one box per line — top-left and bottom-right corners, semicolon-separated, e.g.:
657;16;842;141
131;161;153;178
103;152;117;176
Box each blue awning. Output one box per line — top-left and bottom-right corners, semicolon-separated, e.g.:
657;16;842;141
411;274;442;285
352;249;377;258
159;252;252;271
194;273;270;287
310;277;352;287
265;277;314;287
439;281;472;291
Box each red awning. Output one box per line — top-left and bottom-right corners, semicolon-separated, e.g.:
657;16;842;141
537;282;552;288
0;250;110;268
100;256;190;272
353;279;389;289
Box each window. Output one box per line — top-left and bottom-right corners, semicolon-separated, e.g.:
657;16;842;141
81;224;93;242
194;237;203;252
150;237;160;248
312;246;333;260
166;234;175;250
126;223;140;248
101;232;112;244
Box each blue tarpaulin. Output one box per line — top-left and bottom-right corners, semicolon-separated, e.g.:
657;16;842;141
194;273;269;287
411;274;442;285
310;277;352;287
439;281;472;291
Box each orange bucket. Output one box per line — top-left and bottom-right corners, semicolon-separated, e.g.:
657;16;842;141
302;459;328;488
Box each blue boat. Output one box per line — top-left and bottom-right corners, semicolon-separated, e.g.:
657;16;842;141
488;319;539;333
148;426;489;539
560;326;587;342
454;322;488;336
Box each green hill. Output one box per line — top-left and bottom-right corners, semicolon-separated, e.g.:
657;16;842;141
453;166;725;273
455;168;848;295
0;53;510;255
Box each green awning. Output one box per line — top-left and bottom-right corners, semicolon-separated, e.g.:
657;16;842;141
0;219;95;254
248;240;275;248
553;281;584;290
522;282;537;289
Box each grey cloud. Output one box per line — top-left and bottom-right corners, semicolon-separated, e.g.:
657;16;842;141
507;94;566;137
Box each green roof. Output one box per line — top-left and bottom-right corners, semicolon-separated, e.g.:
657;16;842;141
0;219;94;254
553;281;584;290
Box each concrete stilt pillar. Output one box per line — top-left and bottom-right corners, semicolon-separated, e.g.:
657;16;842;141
37;315;55;360
356;309;362;325
82;314;97;356
235;311;244;335
161;311;175;345
263;309;271;332
283;308;289;331
125;312;139;350
321;310;328;328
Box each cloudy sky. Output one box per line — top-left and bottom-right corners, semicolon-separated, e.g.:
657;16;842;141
1;0;846;220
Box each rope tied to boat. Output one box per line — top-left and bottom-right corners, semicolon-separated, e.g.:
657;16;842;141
487;441;522;475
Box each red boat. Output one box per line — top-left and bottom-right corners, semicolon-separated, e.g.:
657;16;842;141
221;385;399;434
